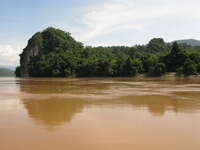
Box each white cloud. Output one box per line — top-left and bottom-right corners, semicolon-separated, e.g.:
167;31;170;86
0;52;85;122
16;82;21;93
76;0;200;44
2;0;200;66
0;44;23;66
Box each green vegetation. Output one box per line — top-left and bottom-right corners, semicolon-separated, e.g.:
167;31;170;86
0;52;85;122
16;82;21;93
0;68;14;77
16;27;200;77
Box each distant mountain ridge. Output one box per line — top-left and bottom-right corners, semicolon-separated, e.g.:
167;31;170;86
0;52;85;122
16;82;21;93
175;39;200;46
0;68;15;77
0;65;16;71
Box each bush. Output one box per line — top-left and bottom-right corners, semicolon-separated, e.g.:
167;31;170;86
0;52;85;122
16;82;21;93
181;59;197;76
52;69;60;77
147;63;166;77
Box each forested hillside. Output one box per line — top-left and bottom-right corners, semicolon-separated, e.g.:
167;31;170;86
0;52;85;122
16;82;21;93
16;27;200;77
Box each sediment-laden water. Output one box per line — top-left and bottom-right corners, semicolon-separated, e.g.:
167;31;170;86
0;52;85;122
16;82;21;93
0;77;200;150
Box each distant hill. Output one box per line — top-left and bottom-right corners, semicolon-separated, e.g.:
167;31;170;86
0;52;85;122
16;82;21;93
0;68;15;77
176;39;200;46
0;65;16;71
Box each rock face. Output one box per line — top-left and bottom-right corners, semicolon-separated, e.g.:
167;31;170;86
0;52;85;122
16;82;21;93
20;33;43;77
20;45;40;77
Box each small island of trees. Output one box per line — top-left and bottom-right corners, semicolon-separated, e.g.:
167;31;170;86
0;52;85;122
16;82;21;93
16;27;200;77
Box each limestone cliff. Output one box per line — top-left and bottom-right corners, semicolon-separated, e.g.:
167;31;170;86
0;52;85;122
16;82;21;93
18;27;82;77
20;32;43;77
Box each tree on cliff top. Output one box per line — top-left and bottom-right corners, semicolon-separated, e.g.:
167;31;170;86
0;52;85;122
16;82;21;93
41;27;83;53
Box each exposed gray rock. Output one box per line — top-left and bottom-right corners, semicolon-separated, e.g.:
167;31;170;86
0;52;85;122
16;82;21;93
20;45;40;77
20;33;43;77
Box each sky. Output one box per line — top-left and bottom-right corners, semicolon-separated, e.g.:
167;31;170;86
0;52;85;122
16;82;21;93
0;0;200;66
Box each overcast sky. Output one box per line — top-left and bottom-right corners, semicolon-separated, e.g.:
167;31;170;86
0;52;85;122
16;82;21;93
0;0;200;66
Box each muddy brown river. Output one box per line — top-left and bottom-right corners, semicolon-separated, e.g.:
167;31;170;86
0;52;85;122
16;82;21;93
0;77;200;150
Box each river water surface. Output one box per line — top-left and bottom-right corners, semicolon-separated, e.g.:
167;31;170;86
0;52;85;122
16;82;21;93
0;77;200;150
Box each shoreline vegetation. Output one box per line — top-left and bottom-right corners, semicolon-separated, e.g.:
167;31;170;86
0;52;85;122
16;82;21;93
15;27;200;77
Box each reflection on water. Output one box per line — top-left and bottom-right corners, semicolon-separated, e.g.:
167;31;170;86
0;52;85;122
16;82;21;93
125;95;200;115
16;77;200;127
22;98;85;127
0;77;200;150
21;95;200;128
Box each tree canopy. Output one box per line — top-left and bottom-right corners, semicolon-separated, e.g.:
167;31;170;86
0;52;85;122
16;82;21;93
16;27;200;77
